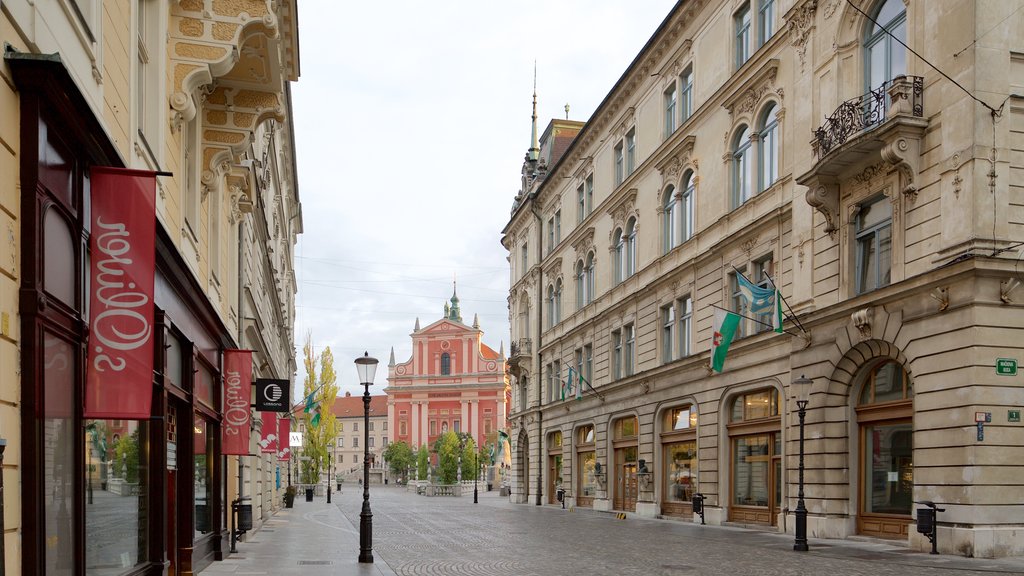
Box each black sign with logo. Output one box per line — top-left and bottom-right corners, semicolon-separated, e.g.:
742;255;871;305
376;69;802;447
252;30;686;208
255;378;290;412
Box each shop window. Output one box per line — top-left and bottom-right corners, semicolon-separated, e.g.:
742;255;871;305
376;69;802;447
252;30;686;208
662;405;698;517
728;388;781;525
194;414;213;537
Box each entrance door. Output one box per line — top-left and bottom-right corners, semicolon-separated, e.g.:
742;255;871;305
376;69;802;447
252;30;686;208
730;433;779;525
613;446;637;511
166;402;180;574
548;455;562;504
858;421;913;537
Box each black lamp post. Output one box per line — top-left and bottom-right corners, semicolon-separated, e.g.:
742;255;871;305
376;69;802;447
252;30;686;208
355;352;378;564
792;374;813;552
327;442;333;504
473;448;479;504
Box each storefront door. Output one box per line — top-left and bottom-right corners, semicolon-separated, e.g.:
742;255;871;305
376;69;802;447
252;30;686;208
548;455;562;504
613;447;637;511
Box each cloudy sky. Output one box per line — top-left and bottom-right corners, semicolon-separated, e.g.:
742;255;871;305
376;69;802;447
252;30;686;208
290;1;678;397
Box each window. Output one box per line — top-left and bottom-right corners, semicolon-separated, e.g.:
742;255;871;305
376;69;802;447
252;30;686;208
731;271;749;339
339;422;344;432
664;84;677;137
735;4;752;67
612;329;623;380
441;353;451;375
369;422;375;432
547;361;562;403
613;228;625;284
182;111;200;237
430;420;437;436
338;438;344;448
624;323;635;376
454;419;461;433
554;278;563;324
399;420;407;436
681;171;695;242
759;104;779;191
662;303;676;363
625;129;636;176
662;185;678;254
678;296;692;357
625;217;637;278
555;210;561;245
353;436;359;448
574;348;584;388
577;183;586;223
758;0;775;47
353;422;359;432
339;454;344;463
354;454;358;463
369;437;375;448
575;260;586;310
614;142;624;186
753;257;774;332
383;421;387;431
137;0;161;160
680;67;693;123
855;195;892;294
547;216;555;255
521;243;528;273
733;126;753;207
585;252;596;303
865;0;907;94
547;284;556;328
585;175;594;216
584;344;593;383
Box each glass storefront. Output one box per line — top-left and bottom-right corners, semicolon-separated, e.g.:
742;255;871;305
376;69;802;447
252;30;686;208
195;415;213;537
664;441;696;503
578;452;597;498
728;388;781;525
863;422;913;515
43;333;75;575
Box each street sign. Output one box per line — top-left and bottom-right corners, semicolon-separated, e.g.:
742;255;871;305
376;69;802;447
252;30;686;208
995;358;1017;376
1010;410;1021;423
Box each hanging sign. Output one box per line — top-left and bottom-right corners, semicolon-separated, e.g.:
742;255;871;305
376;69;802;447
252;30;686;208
85;167;157;419
259;412;279;454
222;350;253;455
256;378;291;412
278;417;291;461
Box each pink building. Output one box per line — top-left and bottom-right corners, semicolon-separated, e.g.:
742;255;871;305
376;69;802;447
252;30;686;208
385;290;509;451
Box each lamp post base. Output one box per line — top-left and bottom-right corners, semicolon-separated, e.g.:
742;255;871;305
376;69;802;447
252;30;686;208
358;505;373;563
793;504;809;551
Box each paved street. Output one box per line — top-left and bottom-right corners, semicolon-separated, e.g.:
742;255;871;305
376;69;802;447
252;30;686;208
205;485;1024;576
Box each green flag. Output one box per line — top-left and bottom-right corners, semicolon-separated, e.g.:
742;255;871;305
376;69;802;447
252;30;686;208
576;369;585;401
310;404;322;428
711;308;741;372
303;390;316;413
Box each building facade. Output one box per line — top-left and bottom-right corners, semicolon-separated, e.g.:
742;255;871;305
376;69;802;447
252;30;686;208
503;0;1023;558
329;393;389;483
1;1;301;574
385;291;509;456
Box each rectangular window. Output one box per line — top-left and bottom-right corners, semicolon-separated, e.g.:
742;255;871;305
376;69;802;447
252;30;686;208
614;142;624;186
454;420;460;433
339;438;344;448
758;0;775;47
400;420;407;436
547;217;555;255
354;454;358;463
575;348;584;388
554;360;561;400
584;344;593;383
383;437;388;446
369;437;375;448
430;420;437;436
664;84;677;137
353;422;359;432
369;421;375;432
339;422;344;432
577;183;586;223
855;196;892;294
679;296;693;357
625;129;636;176
612;329;622;380
624;323;635;376
521;243;528;273
484;418;492;434
754;257;774;332
353;436;359;448
339;454;344;463
383;421;388;431
662;303;676;364
731;272;748;339
680;68;693;123
555;210;561;244
736;4;752;68
585;175;594;215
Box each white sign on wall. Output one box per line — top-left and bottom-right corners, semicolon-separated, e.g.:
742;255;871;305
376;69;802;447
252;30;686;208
290;432;302;447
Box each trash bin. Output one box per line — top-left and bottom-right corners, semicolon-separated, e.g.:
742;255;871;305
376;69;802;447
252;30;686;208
235;503;253;532
305;487;314;502
556;488;565;502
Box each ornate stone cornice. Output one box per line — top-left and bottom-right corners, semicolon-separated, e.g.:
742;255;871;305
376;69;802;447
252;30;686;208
654;134;697;188
572;228;596;260
785;0;817;73
722;59;780;119
543;257;563;278
612;106;636;138
606;189;639;232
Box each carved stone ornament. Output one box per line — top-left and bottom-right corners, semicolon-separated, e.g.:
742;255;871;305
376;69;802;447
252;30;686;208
573;228;596;259
851;307;873;340
606;189;639;231
785;1;817;73
881;136;921;200
723;60;780;118
655;135;697;189
805;180;840;237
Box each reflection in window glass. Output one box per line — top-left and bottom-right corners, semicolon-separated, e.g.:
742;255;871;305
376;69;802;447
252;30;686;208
733;435;770;507
863;422;913;515
44;333;75;575
664;441;697;503
44;209;76;306
579;452;597;497
86;420;149;575
194;415;213;538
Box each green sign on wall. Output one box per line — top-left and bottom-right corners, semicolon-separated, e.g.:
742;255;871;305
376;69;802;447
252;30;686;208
996;358;1017;376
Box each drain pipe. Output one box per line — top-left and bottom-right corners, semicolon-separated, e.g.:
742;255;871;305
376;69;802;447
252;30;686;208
0;438;6;574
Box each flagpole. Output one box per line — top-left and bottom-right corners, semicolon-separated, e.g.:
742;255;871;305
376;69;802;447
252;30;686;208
761;271;809;335
708;303;803;339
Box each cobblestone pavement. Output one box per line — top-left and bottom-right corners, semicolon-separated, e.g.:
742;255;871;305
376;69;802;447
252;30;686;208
207;485;1023;576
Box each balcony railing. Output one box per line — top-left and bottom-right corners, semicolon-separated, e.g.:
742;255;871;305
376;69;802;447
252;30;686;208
510;338;532;359
812;76;923;158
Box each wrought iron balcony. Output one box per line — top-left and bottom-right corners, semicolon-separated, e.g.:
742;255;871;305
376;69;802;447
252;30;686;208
510;338;532;359
811;76;923;159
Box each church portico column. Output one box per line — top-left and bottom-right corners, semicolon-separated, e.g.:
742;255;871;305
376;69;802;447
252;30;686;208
470;400;478;441
461;400;469;435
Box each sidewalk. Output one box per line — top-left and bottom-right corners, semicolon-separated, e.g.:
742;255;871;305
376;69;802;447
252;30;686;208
200;490;396;576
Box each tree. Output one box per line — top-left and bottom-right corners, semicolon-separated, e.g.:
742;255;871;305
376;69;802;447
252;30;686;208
460;435;477;480
416;444;429;480
433;431;461;484
299;332;339;484
383;441;414;480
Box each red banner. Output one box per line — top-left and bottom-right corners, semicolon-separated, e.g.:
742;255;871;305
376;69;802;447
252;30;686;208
222;350;252;455
85;167;157;419
259;412;278;454
277;417;291;461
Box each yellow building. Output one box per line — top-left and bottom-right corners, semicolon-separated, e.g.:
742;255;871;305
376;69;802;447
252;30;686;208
504;0;1024;558
1;1;301;573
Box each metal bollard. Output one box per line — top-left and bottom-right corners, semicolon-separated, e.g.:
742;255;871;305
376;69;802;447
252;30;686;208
692;493;706;525
915;501;945;554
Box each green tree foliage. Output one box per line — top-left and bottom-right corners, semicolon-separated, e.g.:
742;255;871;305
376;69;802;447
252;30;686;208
113;428;140;484
460;435;477;480
382;440;415;480
300;332;339;484
416;444;429;480
434;431;461;484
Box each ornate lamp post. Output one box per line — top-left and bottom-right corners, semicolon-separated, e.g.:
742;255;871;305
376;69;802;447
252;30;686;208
792;374;813;552
355;352;379;563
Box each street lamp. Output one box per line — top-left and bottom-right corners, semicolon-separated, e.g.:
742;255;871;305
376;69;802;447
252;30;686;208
327;443;333;504
355;352;378;564
792;374;813;552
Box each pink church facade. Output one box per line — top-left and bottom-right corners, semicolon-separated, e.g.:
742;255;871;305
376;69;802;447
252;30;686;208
385;292;509;451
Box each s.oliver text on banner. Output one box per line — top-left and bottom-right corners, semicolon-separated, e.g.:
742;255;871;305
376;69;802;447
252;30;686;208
85;167;157;420
222;350;252;455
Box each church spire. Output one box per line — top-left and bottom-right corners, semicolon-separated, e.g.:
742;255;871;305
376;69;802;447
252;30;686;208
389;347;396;367
448;277;462;323
529;62;540;162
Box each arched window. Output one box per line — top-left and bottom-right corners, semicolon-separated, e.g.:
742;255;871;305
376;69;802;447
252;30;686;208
625;217;637;278
440;353;451;375
681;171;695;242
554;278;563;324
585;251;596;304
547;284;556;328
662;185;678;254
613;228;625;284
575;260;586;310
865;0;906;93
856;360;913;536
733;125;753;207
759;103;779;191
728;387;780;525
